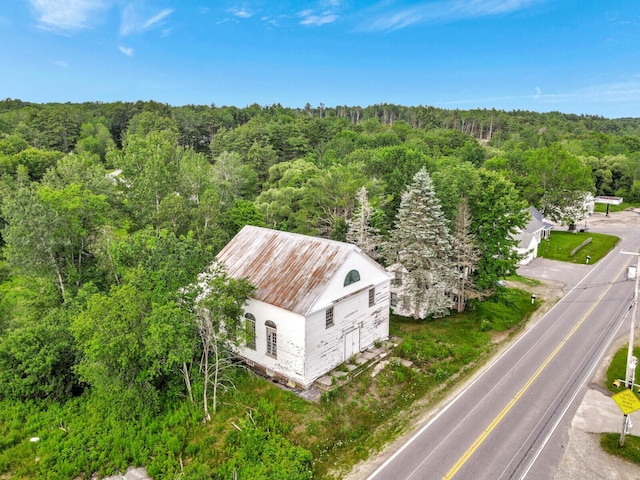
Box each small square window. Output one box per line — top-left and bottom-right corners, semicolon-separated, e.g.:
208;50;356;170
369;288;375;307
326;307;334;328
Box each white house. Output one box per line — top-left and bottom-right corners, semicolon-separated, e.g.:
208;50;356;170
514;206;553;265
216;226;392;389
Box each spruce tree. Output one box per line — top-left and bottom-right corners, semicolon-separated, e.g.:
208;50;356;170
384;168;456;319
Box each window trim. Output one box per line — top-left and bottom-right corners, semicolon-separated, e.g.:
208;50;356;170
265;320;277;359
245;313;256;350
344;269;361;286
326;307;334;328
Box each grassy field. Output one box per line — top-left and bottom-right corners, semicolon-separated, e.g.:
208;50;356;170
537;231;619;264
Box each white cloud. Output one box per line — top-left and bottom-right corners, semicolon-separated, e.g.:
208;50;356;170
575;80;640;105
362;0;544;32
118;45;134;57
298;3;340;27
120;5;174;36
29;0;107;31
142;9;173;29
228;7;253;19
434;80;640;116
299;12;338;26
51;59;68;67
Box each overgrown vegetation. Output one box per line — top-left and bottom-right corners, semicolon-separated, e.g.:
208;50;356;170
0;287;537;479
537;231;619;264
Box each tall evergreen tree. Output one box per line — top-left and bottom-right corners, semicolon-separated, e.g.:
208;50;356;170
346;186;382;259
384;168;456;319
452;199;481;312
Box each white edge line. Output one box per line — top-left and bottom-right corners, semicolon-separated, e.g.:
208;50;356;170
366;261;606;480
517;291;633;477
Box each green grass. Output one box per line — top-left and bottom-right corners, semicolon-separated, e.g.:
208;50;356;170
605;347;640;394
537;231;619;264
505;275;542;287
601;432;640;463
594;202;638;214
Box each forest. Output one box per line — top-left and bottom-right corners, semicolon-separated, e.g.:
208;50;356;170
1;98;640;479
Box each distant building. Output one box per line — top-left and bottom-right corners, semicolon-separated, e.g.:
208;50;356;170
514;206;553;265
595;195;623;217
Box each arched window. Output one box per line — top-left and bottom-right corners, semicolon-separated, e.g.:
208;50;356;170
265;320;277;358
344;269;361;286
245;313;256;350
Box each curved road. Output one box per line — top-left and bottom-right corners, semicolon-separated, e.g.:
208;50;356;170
365;224;640;480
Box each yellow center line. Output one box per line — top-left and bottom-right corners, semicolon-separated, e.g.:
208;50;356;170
442;270;622;480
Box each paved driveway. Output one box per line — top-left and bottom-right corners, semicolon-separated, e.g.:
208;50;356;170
517;257;593;293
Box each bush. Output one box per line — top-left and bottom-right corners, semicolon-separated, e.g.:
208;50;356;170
212;399;313;480
0;307;81;400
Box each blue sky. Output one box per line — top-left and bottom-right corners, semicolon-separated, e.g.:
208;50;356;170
1;1;639;118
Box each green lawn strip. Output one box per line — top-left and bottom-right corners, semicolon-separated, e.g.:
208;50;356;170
594;203;638;214
537;231;619;264
605;347;640;394
505;275;542;287
601;433;640;463
0;289;540;480
600;346;640;466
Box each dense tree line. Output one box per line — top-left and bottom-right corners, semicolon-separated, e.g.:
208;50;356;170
0;98;639;478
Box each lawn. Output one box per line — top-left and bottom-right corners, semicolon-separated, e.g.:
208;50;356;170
537;231;619;264
594;202;637;214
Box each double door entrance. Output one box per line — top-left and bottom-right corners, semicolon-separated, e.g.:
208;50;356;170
344;327;360;360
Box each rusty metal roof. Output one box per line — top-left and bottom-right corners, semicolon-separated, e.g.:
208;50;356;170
216;226;359;315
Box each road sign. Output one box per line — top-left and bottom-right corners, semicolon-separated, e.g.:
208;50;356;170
613;389;640;415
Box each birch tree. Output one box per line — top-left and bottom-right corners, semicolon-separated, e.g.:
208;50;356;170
346;186;382;259
384;168;456;319
190;261;255;421
452;199;481;312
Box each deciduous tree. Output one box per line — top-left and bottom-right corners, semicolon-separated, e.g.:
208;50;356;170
452;199;481;312
469;169;528;290
187;261;255;420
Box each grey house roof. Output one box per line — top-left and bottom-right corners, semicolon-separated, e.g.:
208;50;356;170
514;206;553;249
216;226;386;315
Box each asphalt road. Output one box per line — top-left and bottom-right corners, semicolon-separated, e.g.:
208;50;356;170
365;226;640;480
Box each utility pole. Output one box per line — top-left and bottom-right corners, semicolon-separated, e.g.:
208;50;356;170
620;250;640;446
